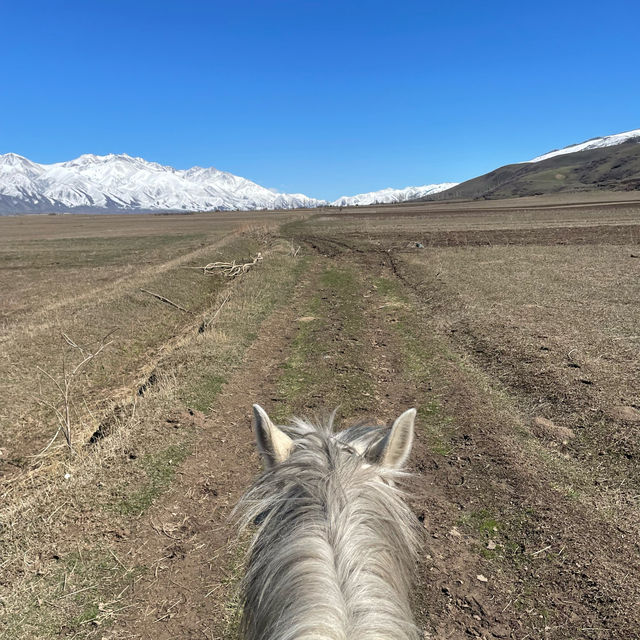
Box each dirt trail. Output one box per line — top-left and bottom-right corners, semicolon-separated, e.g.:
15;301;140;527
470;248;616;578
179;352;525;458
101;234;638;640
295;234;640;640
105;251;428;638
104;260;320;639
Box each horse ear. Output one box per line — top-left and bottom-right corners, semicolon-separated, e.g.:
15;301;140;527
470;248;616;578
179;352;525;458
378;408;416;469
253;404;294;468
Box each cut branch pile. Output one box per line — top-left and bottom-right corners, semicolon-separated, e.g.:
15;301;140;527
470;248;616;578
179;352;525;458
199;252;263;278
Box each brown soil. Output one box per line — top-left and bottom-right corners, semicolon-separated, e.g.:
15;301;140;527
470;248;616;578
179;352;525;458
102;262;319;639
291;230;640;640
105;232;640;639
4;201;640;640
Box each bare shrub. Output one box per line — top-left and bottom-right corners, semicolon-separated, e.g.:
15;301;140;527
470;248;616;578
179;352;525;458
35;331;115;455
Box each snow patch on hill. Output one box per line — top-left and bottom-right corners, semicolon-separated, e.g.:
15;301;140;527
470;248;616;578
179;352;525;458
528;128;640;163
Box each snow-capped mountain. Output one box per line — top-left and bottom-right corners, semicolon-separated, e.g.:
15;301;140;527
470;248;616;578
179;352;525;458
528;128;640;163
331;183;458;207
0;153;324;213
0;152;456;213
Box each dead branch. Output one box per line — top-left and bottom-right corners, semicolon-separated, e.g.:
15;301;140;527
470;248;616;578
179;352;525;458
139;288;191;313
197;252;263;277
198;291;232;334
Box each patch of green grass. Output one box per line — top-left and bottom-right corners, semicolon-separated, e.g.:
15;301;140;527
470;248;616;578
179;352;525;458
114;444;190;516
70;602;101;626
181;373;227;413
477;546;499;560
463;508;501;534
373;276;396;296
372;275;457;456
460;507;542;572
274;318;325;420
417;401;455;456
273;263;375;422
219;536;250;640
320;266;353;290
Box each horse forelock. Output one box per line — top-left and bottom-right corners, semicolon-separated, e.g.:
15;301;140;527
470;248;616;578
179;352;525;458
236;416;420;640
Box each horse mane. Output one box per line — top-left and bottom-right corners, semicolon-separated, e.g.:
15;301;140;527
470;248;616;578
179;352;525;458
235;415;420;640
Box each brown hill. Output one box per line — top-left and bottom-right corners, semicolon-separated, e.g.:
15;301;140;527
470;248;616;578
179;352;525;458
429;137;640;200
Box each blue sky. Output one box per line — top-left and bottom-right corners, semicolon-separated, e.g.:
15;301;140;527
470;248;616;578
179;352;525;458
2;1;639;199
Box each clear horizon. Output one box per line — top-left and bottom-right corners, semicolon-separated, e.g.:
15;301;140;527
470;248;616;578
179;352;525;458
2;1;639;200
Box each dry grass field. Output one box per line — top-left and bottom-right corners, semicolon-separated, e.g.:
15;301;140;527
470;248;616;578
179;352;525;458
0;197;639;640
0;212;301;462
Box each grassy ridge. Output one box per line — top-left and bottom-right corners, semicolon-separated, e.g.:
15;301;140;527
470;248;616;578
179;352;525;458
0;240;309;639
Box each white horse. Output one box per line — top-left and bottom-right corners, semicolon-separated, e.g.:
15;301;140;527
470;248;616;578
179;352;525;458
235;405;420;640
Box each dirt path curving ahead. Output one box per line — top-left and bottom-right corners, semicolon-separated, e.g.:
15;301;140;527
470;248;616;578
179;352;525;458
100;233;639;640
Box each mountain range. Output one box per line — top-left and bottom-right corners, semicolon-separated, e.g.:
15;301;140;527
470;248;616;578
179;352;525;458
0;153;456;214
331;183;458;207
0;153;325;214
527;128;640;163
1;128;639;213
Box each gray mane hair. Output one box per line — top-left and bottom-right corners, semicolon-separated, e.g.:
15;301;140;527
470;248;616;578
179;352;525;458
234;406;421;640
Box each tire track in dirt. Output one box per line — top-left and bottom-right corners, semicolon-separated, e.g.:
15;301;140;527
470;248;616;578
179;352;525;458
297;233;640;640
289;240;520;639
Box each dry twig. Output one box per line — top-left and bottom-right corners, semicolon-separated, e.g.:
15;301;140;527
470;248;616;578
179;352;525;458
199;291;232;334
139;288;191;313
36;332;114;455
